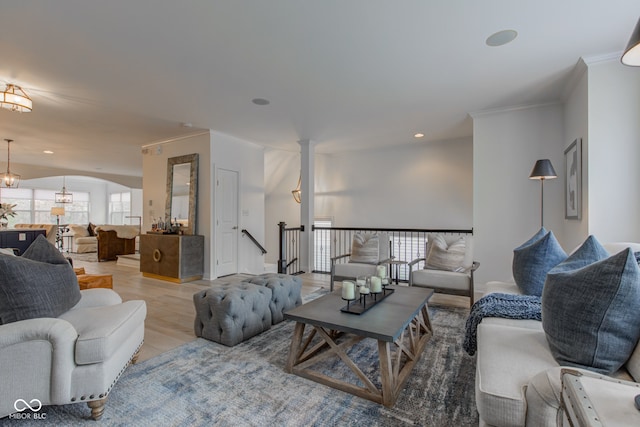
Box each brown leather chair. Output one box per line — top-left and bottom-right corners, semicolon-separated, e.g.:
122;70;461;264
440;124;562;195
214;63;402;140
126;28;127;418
96;229;135;261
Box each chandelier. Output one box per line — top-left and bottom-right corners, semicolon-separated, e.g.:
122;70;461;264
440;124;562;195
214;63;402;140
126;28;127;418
55;176;73;203
292;173;301;204
0;84;32;113
0;139;20;187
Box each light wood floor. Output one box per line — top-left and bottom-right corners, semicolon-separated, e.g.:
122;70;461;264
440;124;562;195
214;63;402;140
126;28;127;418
71;258;472;362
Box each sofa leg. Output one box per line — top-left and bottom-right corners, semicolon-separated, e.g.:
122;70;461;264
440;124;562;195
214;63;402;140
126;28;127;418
87;398;106;420
131;348;141;365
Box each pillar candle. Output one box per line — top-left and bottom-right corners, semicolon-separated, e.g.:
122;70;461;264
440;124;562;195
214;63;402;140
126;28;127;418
370;276;382;293
341;281;355;300
360;286;370;295
376;265;387;278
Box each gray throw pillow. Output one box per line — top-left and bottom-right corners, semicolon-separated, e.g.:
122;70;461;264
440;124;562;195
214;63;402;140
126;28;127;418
0;235;80;325
425;234;466;271
542;245;640;375
22;234;70;264
513;228;566;296
349;234;379;264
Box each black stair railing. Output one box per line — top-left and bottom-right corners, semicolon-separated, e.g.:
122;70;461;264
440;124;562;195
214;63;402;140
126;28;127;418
241;229;267;255
278;223;473;282
277;222;305;275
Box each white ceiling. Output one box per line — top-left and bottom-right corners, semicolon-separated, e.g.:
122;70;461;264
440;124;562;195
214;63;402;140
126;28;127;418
0;1;638;180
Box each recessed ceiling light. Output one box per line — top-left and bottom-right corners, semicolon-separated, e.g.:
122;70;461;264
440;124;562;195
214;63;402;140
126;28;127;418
486;29;518;47
43;150;54;154
414;133;425;138
252;98;270;106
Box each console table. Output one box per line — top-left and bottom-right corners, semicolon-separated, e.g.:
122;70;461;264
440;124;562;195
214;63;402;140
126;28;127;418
140;234;204;283
0;229;47;255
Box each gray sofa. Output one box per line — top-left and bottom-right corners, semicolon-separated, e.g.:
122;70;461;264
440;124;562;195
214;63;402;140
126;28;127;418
475;242;640;427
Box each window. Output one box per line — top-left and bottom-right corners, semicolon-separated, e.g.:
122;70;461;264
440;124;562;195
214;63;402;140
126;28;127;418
313;218;333;272
0;188;32;226
1;188;90;226
109;192;131;225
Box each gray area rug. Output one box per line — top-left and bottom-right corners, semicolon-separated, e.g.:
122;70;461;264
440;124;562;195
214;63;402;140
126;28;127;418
2;304;477;426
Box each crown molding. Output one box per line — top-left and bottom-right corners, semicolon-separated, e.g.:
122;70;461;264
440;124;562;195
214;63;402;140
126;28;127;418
581;51;622;65
142;130;211;148
469;101;562;119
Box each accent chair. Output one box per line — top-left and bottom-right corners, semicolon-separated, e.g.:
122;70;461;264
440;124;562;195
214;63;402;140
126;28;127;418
408;234;479;307
330;233;392;292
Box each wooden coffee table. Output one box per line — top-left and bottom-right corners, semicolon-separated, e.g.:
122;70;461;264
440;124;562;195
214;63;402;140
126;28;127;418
284;286;434;407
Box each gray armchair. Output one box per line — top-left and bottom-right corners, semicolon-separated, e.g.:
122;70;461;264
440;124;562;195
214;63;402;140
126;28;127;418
0;288;146;420
330;233;392;292
408;234;479;307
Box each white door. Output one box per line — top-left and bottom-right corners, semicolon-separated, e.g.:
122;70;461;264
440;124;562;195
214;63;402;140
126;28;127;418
216;169;239;277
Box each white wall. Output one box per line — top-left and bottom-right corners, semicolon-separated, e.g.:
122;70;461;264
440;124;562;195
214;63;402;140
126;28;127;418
142;132;213;276
316;139;473;228
587;59;640;242
142;130;266;279
472;103;565;285
562;61;590;250
263;138;474;266
264;149;302;265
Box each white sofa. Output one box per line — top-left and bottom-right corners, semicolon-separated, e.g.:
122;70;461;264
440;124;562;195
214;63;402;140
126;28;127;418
475;242;640;427
0;288;146;420
69;224;97;253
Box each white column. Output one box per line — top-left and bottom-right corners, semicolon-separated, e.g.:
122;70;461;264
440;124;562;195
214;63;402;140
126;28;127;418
298;139;315;272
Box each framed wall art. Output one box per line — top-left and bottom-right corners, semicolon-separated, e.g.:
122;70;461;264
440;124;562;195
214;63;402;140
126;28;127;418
564;138;581;219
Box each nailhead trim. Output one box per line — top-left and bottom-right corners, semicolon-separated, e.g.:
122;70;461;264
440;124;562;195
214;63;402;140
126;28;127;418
69;340;144;402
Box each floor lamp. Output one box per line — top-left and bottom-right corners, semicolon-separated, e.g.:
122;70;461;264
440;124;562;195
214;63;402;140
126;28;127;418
50;206;65;251
529;159;557;228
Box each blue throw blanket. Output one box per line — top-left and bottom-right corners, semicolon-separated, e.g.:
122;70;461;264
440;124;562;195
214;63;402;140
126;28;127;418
463;293;541;356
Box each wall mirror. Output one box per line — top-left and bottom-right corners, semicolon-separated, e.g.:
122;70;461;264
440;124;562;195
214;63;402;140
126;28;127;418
165;153;198;235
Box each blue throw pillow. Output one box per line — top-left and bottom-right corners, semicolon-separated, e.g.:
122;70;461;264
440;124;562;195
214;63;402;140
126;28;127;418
513;228;566;296
542;247;640;375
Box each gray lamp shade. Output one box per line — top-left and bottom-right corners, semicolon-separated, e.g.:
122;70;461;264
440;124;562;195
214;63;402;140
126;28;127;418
529;159;557;180
622;17;640;66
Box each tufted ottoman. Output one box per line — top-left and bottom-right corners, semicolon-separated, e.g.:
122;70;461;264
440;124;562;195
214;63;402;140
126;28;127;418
193;282;272;346
242;273;303;324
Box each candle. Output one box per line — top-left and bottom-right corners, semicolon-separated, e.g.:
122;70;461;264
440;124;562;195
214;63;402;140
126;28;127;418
360;286;370;295
381;277;389;285
356;277;366;287
341;281;355;300
376;265;387;278
370;276;382;293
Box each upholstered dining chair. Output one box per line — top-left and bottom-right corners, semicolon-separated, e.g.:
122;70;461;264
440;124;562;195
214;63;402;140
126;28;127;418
408;234;479;307
330;233;392;292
